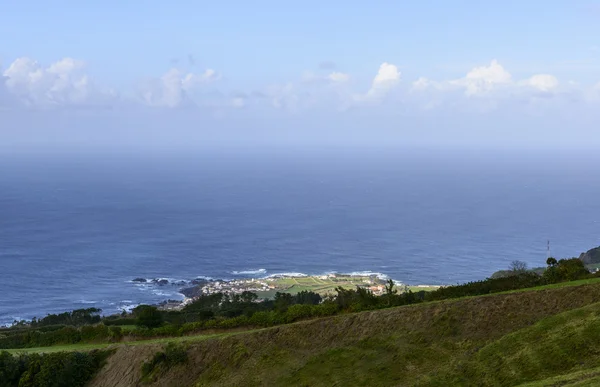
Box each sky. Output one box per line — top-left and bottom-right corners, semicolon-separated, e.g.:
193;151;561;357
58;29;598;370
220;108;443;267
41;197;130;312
1;0;600;153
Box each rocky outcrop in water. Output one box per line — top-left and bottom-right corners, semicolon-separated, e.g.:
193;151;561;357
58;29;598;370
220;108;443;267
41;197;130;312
180;279;210;298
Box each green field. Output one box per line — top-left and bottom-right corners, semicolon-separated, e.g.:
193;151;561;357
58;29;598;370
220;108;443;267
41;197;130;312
262;275;383;296
256;275;440;298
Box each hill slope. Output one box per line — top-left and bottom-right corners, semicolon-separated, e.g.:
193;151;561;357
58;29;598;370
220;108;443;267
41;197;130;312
85;281;600;387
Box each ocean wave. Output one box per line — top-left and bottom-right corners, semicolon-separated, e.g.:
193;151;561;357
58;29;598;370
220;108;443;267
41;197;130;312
118;303;139;313
265;272;308;278
151;290;177;297
232;269;267;275
74;300;98;304
346;271;390;280
129;278;190;286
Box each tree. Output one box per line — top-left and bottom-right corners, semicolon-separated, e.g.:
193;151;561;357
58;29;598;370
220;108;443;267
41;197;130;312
355;286;378;310
384;279;397;306
274;292;294;313
294;291;322;305
334;287;356;310
509;260;528;274
240;291;258;304
543;258;589;283
555;258;589;281
134;306;163;329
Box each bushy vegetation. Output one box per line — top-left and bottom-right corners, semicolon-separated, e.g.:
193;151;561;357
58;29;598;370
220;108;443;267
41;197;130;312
10;308;102;329
0;349;111;387
0;324;122;350
133;305;164;328
427;257;591;301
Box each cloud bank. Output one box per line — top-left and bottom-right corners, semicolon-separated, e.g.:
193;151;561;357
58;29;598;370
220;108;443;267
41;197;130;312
1;57;598;116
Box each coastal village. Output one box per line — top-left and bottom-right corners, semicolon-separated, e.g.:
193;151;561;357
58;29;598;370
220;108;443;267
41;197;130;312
145;273;389;310
139;273;442;311
190;273;388;298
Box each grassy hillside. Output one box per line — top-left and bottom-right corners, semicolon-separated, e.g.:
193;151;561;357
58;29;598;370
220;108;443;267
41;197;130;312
77;281;600;387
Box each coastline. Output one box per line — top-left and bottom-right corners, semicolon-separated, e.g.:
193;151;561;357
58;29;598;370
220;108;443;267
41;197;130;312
147;272;442;312
1;271;443;326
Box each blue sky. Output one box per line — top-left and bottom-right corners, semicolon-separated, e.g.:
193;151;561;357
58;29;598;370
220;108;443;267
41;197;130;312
1;1;600;151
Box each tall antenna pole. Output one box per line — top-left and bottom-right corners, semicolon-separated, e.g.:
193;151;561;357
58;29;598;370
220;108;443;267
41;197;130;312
547;240;551;259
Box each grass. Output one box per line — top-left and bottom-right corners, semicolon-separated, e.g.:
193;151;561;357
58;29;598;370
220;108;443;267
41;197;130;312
6;277;600;386
5;329;266;355
260;275;383;297
152;280;600;386
8;277;600;356
421;302;600;386
11;277;600;386
517;365;600;386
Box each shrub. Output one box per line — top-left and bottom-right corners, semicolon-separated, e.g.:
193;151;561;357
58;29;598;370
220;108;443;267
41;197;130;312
543;258;589;283
0;349;112;387
426;272;544;301
135;306;163;329
103;318;137;326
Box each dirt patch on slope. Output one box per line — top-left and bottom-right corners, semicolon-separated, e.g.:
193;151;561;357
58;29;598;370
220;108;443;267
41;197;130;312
88;344;161;387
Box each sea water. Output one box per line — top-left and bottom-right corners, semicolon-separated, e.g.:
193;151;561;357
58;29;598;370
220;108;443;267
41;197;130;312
1;149;599;324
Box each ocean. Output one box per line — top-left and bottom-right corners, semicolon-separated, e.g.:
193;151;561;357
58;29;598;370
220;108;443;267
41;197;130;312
1;149;599;325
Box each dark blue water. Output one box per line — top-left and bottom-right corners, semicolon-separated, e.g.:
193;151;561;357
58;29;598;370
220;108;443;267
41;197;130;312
1;150;599;325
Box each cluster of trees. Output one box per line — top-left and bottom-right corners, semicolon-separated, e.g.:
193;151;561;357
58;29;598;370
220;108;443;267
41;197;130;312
10;308;102;329
125;282;425;337
0;349;111;387
182;290;322;319
0;324;122;350
430;258;591;301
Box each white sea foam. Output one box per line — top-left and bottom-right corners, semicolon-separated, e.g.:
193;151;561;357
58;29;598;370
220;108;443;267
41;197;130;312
265;272;308;278
232;269;267;275
119;303;139;313
151;290;176;297
346;271;389;280
75;300;98;304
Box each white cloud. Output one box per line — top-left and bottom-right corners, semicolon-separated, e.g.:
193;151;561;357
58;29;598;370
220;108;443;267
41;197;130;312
450;59;512;96
520;74;559;92
366;62;400;98
139;67;219;107
328;72;350;83
411;77;436;92
2;57;110;106
412;60;564;101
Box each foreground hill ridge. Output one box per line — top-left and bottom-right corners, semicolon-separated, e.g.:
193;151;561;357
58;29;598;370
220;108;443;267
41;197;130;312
86;280;600;387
